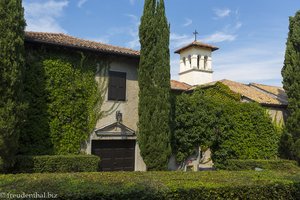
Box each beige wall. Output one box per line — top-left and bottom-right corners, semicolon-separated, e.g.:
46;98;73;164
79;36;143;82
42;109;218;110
265;107;287;125
96;57;139;130
83;56;146;171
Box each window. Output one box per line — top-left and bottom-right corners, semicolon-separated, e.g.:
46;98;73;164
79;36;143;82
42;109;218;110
204;56;208;69
188;55;192;66
183;57;186;66
108;71;126;101
197;55;201;69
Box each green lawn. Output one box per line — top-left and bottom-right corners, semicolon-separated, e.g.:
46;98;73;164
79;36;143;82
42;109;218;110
0;169;300;199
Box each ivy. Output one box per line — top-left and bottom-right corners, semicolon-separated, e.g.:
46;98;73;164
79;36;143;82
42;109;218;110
173;82;280;167
19;45;109;155
44;59;96;154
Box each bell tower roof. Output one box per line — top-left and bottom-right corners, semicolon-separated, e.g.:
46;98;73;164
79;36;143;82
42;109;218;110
174;41;219;54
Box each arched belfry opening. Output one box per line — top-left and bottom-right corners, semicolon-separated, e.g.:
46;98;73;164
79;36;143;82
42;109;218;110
175;31;219;86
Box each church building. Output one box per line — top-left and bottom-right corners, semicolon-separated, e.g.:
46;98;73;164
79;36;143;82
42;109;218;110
172;37;288;124
24;31;287;172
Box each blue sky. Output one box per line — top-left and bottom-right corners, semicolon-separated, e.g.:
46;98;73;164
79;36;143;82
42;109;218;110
23;0;300;86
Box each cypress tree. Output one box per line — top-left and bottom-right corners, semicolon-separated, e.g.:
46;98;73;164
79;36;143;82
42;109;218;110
138;0;171;170
0;0;26;171
281;10;300;162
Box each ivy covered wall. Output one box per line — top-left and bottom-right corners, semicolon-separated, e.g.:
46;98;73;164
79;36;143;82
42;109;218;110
19;43;109;155
173;83;281;168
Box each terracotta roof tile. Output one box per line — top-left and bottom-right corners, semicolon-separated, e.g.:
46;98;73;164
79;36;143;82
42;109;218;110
219;80;287;106
249;83;286;97
171;80;191;90
188;79;287;106
174;41;219;54
25;31;140;57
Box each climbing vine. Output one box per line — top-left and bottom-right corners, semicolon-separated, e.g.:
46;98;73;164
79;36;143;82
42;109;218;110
19;44;110;155
173;82;280;168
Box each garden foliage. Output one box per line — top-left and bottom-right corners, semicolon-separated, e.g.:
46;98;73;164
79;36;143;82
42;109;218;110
19;45;109;155
0;0;26;171
173;83;280;167
0;170;299;199
220;159;299;171
13;155;100;173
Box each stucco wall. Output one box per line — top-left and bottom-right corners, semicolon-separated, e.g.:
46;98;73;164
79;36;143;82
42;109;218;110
96;57;139;130
85;56;146;171
265;107;287;125
179;69;213;86
178;47;213;85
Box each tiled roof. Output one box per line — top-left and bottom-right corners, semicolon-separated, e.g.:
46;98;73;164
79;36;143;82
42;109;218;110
186;79;287;106
25;31;140;57
249;83;287;98
171;80;192;90
217;80;287;106
174;41;219;54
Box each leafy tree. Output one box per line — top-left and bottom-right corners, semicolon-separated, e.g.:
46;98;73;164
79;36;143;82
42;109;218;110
138;0;171;170
0;0;26;171
281;10;300;163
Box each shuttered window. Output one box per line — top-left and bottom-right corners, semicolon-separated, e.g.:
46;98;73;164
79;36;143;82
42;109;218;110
108;71;126;101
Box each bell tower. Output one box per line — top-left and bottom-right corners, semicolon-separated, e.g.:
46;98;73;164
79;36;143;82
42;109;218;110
174;34;218;86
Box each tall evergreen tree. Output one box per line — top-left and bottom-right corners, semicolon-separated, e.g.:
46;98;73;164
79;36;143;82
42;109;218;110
0;0;26;171
281;10;300;162
138;0;171;170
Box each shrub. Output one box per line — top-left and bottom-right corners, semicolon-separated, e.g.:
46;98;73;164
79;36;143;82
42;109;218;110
13;155;100;173
220;159;299;171
0;171;299;199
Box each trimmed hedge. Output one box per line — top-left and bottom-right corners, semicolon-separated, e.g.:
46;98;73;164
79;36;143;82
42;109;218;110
0;171;299;199
221;159;299;171
13;155;100;173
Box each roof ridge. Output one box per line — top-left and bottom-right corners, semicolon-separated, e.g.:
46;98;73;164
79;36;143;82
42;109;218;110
171;79;191;86
64;33;139;53
26;31;65;35
249;82;283;89
25;31;140;57
174;40;219;54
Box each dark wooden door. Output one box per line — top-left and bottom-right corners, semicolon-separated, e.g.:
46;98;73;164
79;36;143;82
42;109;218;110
92;140;135;171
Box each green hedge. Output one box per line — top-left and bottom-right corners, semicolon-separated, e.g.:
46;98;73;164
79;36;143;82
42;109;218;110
13;155;100;173
0;158;3;173
221;159;299;171
0;171;299;199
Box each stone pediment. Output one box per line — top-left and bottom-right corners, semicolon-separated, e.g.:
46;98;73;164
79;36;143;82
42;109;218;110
95;122;135;136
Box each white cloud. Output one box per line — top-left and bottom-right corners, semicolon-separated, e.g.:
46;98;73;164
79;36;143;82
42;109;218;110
170;33;193;49
235;22;242;30
88;14;140;49
183;18;192;27
213;45;284;85
88;37;110;44
170;57;180;80
127;38;140;49
129;0;135;5
77;0;88;8
202;32;236;43
213;8;231;19
125;14;140;49
24;0;68;33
